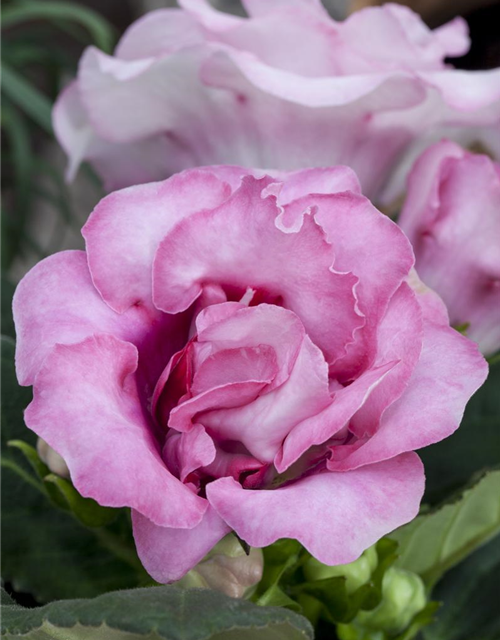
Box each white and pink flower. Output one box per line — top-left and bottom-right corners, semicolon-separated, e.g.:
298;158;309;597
54;0;500;197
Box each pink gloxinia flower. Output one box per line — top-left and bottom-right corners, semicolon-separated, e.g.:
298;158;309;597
399;140;500;356
54;0;500;198
14;166;487;582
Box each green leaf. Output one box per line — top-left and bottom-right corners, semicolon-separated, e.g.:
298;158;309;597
419;364;500;505
1;336;141;602
1;585;314;640
43;473;118;528
422;534;500;640
1;1;116;53
391;469;500;587
1;63;53;133
253;539;304;609
7;440;50;480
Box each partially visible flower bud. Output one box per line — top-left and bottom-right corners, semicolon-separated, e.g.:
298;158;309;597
340;567;426;637
37;438;70;478
303;546;378;594
176;535;264;599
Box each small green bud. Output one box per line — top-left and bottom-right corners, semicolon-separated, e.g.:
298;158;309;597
303;546;378;594
176;535;263;598
355;567;426;634
37;437;70;478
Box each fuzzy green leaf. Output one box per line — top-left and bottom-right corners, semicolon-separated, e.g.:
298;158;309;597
391;469;500;587
1;585;314;640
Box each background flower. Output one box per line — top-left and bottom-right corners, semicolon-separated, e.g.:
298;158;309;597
53;0;500;198
399;140;500;356
14;165;487;583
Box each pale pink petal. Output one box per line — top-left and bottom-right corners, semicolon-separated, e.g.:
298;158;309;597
341;6;468;73
13;251;174;387
209;9;340;78
24;334;207;528
433;18;470;58
177;0;242;31
132;505;230;583
207;453;424;565
416;68;500;112
116;9;203;60
201;335;331;463
328;323;488;471
153;176;361;364
83;169;232;313
53;80;177;191
203;48;425;108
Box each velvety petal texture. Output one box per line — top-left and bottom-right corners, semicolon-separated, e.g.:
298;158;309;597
207;454;425;566
15;165;488;585
53;2;500;198
399;140;500;355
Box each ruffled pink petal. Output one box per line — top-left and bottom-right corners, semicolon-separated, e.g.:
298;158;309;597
203;47;425;108
153;176;361;364
340;5;468;73
24;334;207;528
201;335;331;463
177;0;242;31
276;359;397;473
116;9;203;60
349;283;423;438
208;8;341;78
328;323;488;471
52;81;176;191
13;251;171;386
132;505;230;583
207;453;424;565
273;166;362;206
83;169;232;313
433;18;470;57
416;68;500;112
312;192;414;377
